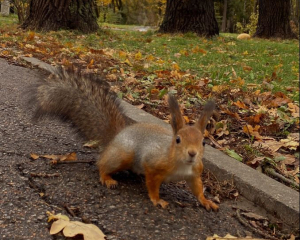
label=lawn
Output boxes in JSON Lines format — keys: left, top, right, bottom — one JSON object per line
{"left": 0, "top": 16, "right": 299, "bottom": 189}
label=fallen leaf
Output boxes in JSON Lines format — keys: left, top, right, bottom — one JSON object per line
{"left": 124, "top": 59, "right": 133, "bottom": 66}
{"left": 83, "top": 140, "right": 100, "bottom": 148}
{"left": 47, "top": 212, "right": 70, "bottom": 222}
{"left": 30, "top": 153, "right": 39, "bottom": 160}
{"left": 224, "top": 148, "right": 243, "bottom": 162}
{"left": 243, "top": 65, "right": 252, "bottom": 71}
{"left": 243, "top": 125, "right": 262, "bottom": 140}
{"left": 172, "top": 62, "right": 180, "bottom": 70}
{"left": 106, "top": 74, "right": 118, "bottom": 81}
{"left": 50, "top": 219, "right": 105, "bottom": 240}
{"left": 134, "top": 51, "right": 142, "bottom": 60}
{"left": 253, "top": 140, "right": 284, "bottom": 152}
{"left": 118, "top": 50, "right": 127, "bottom": 59}
{"left": 40, "top": 153, "right": 77, "bottom": 162}
{"left": 233, "top": 100, "right": 248, "bottom": 109}
{"left": 280, "top": 137, "right": 299, "bottom": 150}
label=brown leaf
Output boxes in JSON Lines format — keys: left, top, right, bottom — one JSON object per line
{"left": 222, "top": 109, "right": 241, "bottom": 120}
{"left": 106, "top": 74, "right": 118, "bottom": 82}
{"left": 253, "top": 140, "right": 284, "bottom": 152}
{"left": 243, "top": 66, "right": 252, "bottom": 71}
{"left": 269, "top": 97, "right": 291, "bottom": 107}
{"left": 243, "top": 125, "right": 262, "bottom": 140}
{"left": 233, "top": 100, "right": 248, "bottom": 109}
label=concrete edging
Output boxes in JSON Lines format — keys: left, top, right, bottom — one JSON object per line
{"left": 22, "top": 57, "right": 299, "bottom": 228}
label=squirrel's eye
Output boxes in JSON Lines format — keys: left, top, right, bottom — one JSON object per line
{"left": 176, "top": 136, "right": 181, "bottom": 144}
{"left": 202, "top": 140, "right": 206, "bottom": 146}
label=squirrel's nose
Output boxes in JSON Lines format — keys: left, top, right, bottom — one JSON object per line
{"left": 188, "top": 150, "right": 197, "bottom": 158}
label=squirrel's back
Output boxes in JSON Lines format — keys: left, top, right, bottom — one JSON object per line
{"left": 107, "top": 122, "right": 173, "bottom": 174}
{"left": 31, "top": 67, "right": 134, "bottom": 147}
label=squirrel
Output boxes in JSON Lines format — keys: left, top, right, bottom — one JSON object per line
{"left": 32, "top": 66, "right": 219, "bottom": 211}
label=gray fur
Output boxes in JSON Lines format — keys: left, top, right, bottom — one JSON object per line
{"left": 31, "top": 66, "right": 135, "bottom": 147}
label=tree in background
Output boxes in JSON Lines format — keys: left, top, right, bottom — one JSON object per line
{"left": 253, "top": 0, "right": 296, "bottom": 39}
{"left": 11, "top": 0, "right": 29, "bottom": 24}
{"left": 98, "top": 0, "right": 165, "bottom": 26}
{"left": 159, "top": 0, "right": 219, "bottom": 37}
{"left": 22, "top": 0, "right": 99, "bottom": 33}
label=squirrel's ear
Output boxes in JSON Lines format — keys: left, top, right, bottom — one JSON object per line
{"left": 168, "top": 94, "right": 184, "bottom": 134}
{"left": 196, "top": 100, "right": 215, "bottom": 134}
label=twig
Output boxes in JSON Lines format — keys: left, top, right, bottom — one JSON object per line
{"left": 235, "top": 209, "right": 278, "bottom": 240}
{"left": 52, "top": 160, "right": 96, "bottom": 164}
{"left": 30, "top": 173, "right": 61, "bottom": 178}
{"left": 64, "top": 204, "right": 76, "bottom": 217}
{"left": 264, "top": 167, "right": 299, "bottom": 189}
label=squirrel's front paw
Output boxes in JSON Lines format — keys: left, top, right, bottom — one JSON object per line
{"left": 201, "top": 199, "right": 219, "bottom": 212}
{"left": 100, "top": 176, "right": 118, "bottom": 189}
{"left": 152, "top": 199, "right": 169, "bottom": 208}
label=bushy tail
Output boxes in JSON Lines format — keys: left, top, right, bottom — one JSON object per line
{"left": 31, "top": 66, "right": 134, "bottom": 147}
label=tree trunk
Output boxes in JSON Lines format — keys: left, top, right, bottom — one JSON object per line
{"left": 253, "top": 0, "right": 296, "bottom": 39}
{"left": 221, "top": 0, "right": 228, "bottom": 32}
{"left": 159, "top": 0, "right": 219, "bottom": 37}
{"left": 1, "top": 0, "right": 10, "bottom": 16}
{"left": 21, "top": 0, "right": 99, "bottom": 33}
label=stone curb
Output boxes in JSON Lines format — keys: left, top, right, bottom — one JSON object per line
{"left": 22, "top": 57, "right": 299, "bottom": 228}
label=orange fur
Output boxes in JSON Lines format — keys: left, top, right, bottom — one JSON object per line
{"left": 33, "top": 69, "right": 218, "bottom": 211}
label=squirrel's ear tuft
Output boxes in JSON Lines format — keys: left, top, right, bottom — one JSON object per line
{"left": 168, "top": 94, "right": 184, "bottom": 134}
{"left": 196, "top": 100, "right": 215, "bottom": 134}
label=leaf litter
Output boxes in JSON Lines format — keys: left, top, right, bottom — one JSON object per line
{"left": 1, "top": 28, "right": 299, "bottom": 190}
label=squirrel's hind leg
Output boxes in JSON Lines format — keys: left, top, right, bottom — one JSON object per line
{"left": 97, "top": 145, "right": 134, "bottom": 189}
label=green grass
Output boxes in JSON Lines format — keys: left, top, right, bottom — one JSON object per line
{"left": 0, "top": 14, "right": 18, "bottom": 27}
{"left": 92, "top": 26, "right": 299, "bottom": 99}
{"left": 0, "top": 19, "right": 298, "bottom": 99}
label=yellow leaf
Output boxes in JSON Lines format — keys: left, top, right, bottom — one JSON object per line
{"left": 124, "top": 59, "right": 133, "bottom": 66}
{"left": 280, "top": 137, "right": 299, "bottom": 150}
{"left": 156, "top": 59, "right": 165, "bottom": 64}
{"left": 212, "top": 85, "right": 227, "bottom": 93}
{"left": 172, "top": 62, "right": 180, "bottom": 70}
{"left": 118, "top": 50, "right": 127, "bottom": 59}
{"left": 47, "top": 212, "right": 70, "bottom": 222}
{"left": 146, "top": 55, "right": 155, "bottom": 61}
{"left": 134, "top": 51, "right": 142, "bottom": 60}
{"left": 179, "top": 49, "right": 188, "bottom": 56}
{"left": 26, "top": 31, "right": 35, "bottom": 41}
{"left": 183, "top": 116, "right": 189, "bottom": 123}
{"left": 87, "top": 59, "right": 94, "bottom": 68}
